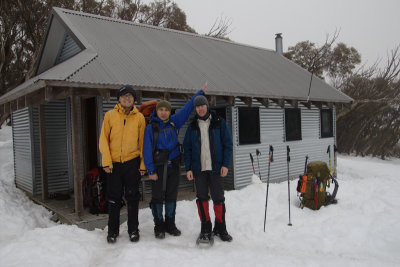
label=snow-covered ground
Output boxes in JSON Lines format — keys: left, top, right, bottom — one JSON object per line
{"left": 0, "top": 124, "right": 399, "bottom": 267}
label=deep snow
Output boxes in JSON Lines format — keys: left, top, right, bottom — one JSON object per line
{"left": 0, "top": 124, "right": 399, "bottom": 267}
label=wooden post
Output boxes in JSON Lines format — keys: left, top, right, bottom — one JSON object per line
{"left": 38, "top": 104, "right": 48, "bottom": 201}
{"left": 70, "top": 95, "right": 84, "bottom": 216}
{"left": 81, "top": 98, "right": 89, "bottom": 177}
{"left": 209, "top": 95, "right": 217, "bottom": 108}
{"left": 135, "top": 90, "right": 142, "bottom": 105}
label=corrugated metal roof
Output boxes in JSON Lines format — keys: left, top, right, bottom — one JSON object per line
{"left": 1, "top": 7, "right": 352, "bottom": 104}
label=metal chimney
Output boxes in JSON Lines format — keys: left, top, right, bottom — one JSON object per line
{"left": 275, "top": 33, "right": 283, "bottom": 55}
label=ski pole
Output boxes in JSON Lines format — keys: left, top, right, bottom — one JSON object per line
{"left": 327, "top": 145, "right": 332, "bottom": 175}
{"left": 256, "top": 149, "right": 262, "bottom": 181}
{"left": 286, "top": 145, "right": 292, "bottom": 226}
{"left": 304, "top": 154, "right": 309, "bottom": 174}
{"left": 333, "top": 145, "right": 338, "bottom": 180}
{"left": 263, "top": 145, "right": 274, "bottom": 232}
{"left": 249, "top": 153, "right": 255, "bottom": 175}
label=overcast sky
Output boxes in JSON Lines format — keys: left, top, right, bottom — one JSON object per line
{"left": 166, "top": 0, "right": 400, "bottom": 69}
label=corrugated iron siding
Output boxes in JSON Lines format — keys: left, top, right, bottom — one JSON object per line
{"left": 224, "top": 106, "right": 234, "bottom": 190}
{"left": 46, "top": 100, "right": 72, "bottom": 192}
{"left": 232, "top": 99, "right": 336, "bottom": 189}
{"left": 12, "top": 108, "right": 35, "bottom": 194}
{"left": 32, "top": 100, "right": 73, "bottom": 194}
{"left": 55, "top": 33, "right": 81, "bottom": 64}
{"left": 31, "top": 107, "right": 41, "bottom": 195}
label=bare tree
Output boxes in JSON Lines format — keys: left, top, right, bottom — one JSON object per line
{"left": 284, "top": 31, "right": 339, "bottom": 79}
{"left": 0, "top": 0, "right": 197, "bottom": 96}
{"left": 206, "top": 15, "right": 232, "bottom": 40}
{"left": 337, "top": 45, "right": 400, "bottom": 158}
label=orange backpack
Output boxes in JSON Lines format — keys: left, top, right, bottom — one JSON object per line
{"left": 139, "top": 100, "right": 158, "bottom": 124}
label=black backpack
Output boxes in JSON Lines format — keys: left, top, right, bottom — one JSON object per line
{"left": 151, "top": 121, "right": 182, "bottom": 166}
{"left": 82, "top": 167, "right": 108, "bottom": 214}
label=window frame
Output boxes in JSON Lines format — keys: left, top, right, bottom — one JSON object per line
{"left": 238, "top": 107, "right": 260, "bottom": 145}
{"left": 214, "top": 107, "right": 227, "bottom": 121}
{"left": 320, "top": 109, "right": 334, "bottom": 138}
{"left": 285, "top": 108, "right": 302, "bottom": 141}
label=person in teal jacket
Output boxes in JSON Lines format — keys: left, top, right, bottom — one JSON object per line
{"left": 143, "top": 82, "right": 207, "bottom": 239}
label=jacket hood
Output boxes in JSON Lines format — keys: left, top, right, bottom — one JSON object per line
{"left": 149, "top": 109, "right": 170, "bottom": 125}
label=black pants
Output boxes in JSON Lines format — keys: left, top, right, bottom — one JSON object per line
{"left": 151, "top": 158, "right": 180, "bottom": 203}
{"left": 107, "top": 157, "right": 141, "bottom": 235}
{"left": 194, "top": 171, "right": 225, "bottom": 204}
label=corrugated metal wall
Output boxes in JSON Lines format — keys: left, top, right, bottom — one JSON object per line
{"left": 232, "top": 99, "right": 336, "bottom": 189}
{"left": 47, "top": 100, "right": 72, "bottom": 192}
{"left": 55, "top": 33, "right": 81, "bottom": 64}
{"left": 31, "top": 106, "right": 41, "bottom": 195}
{"left": 12, "top": 96, "right": 335, "bottom": 196}
{"left": 12, "top": 108, "right": 35, "bottom": 194}
{"left": 31, "top": 100, "right": 73, "bottom": 194}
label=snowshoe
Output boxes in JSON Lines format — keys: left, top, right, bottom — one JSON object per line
{"left": 213, "top": 222, "right": 233, "bottom": 242}
{"left": 196, "top": 232, "right": 214, "bottom": 246}
{"left": 214, "top": 231, "right": 232, "bottom": 242}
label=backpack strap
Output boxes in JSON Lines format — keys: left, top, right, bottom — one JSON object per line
{"left": 151, "top": 121, "right": 180, "bottom": 152}
{"left": 169, "top": 121, "right": 181, "bottom": 153}
{"left": 151, "top": 121, "right": 159, "bottom": 155}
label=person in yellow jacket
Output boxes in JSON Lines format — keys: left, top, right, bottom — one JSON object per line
{"left": 99, "top": 85, "right": 146, "bottom": 244}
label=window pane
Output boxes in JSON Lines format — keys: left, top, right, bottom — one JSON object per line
{"left": 321, "top": 109, "right": 333, "bottom": 138}
{"left": 285, "top": 108, "right": 302, "bottom": 141}
{"left": 215, "top": 107, "right": 226, "bottom": 120}
{"left": 238, "top": 107, "right": 260, "bottom": 145}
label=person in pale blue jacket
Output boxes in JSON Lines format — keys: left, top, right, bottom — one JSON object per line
{"left": 143, "top": 82, "right": 207, "bottom": 239}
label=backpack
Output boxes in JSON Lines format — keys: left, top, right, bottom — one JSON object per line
{"left": 139, "top": 100, "right": 182, "bottom": 166}
{"left": 139, "top": 100, "right": 158, "bottom": 124}
{"left": 82, "top": 168, "right": 108, "bottom": 214}
{"left": 296, "top": 161, "right": 338, "bottom": 210}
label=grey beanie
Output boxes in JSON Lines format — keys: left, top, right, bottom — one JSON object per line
{"left": 193, "top": 95, "right": 209, "bottom": 108}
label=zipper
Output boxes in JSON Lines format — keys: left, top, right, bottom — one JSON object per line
{"left": 120, "top": 114, "right": 126, "bottom": 162}
{"left": 209, "top": 126, "right": 217, "bottom": 171}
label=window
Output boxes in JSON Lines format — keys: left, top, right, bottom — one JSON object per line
{"left": 321, "top": 109, "right": 333, "bottom": 138}
{"left": 285, "top": 108, "right": 302, "bottom": 141}
{"left": 238, "top": 107, "right": 260, "bottom": 145}
{"left": 215, "top": 107, "right": 226, "bottom": 121}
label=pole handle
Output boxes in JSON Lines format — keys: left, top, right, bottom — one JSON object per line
{"left": 286, "top": 145, "right": 290, "bottom": 162}
{"left": 269, "top": 145, "right": 274, "bottom": 162}
{"left": 304, "top": 154, "right": 309, "bottom": 174}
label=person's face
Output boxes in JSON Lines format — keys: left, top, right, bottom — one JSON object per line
{"left": 157, "top": 107, "right": 171, "bottom": 121}
{"left": 195, "top": 104, "right": 208, "bottom": 117}
{"left": 119, "top": 93, "right": 134, "bottom": 109}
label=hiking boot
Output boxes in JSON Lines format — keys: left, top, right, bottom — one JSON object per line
{"left": 154, "top": 220, "right": 165, "bottom": 239}
{"left": 165, "top": 216, "right": 181, "bottom": 236}
{"left": 129, "top": 230, "right": 140, "bottom": 242}
{"left": 107, "top": 233, "right": 118, "bottom": 244}
{"left": 213, "top": 222, "right": 232, "bottom": 242}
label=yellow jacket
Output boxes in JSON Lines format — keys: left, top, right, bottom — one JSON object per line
{"left": 99, "top": 103, "right": 146, "bottom": 170}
